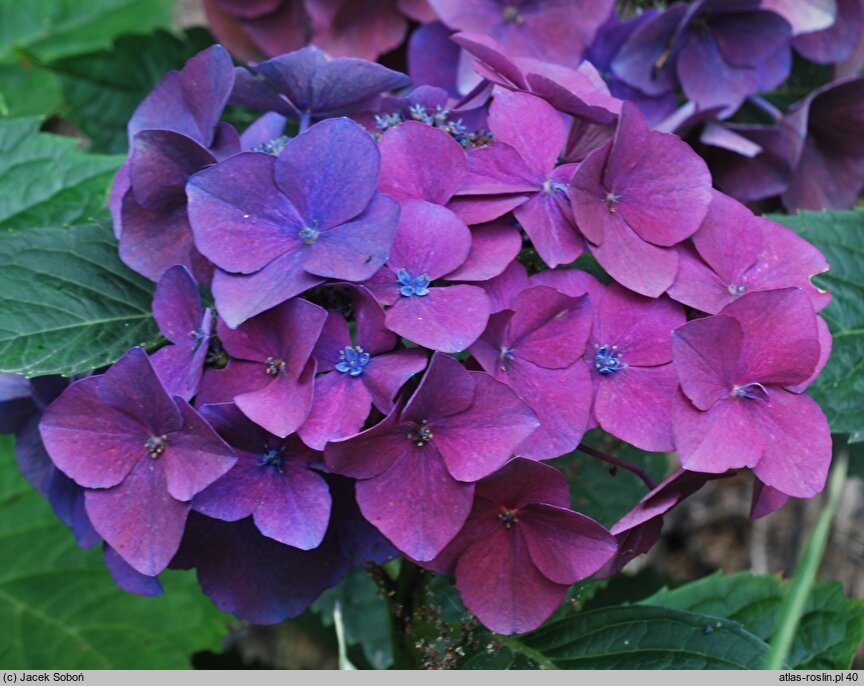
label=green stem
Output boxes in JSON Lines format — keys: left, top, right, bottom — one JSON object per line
{"left": 763, "top": 447, "right": 849, "bottom": 669}
{"left": 388, "top": 561, "right": 425, "bottom": 669}
{"left": 497, "top": 635, "right": 560, "bottom": 670}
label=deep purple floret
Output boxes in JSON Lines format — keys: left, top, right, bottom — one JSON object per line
{"left": 39, "top": 348, "right": 236, "bottom": 575}
{"left": 325, "top": 353, "right": 538, "bottom": 561}
{"left": 423, "top": 458, "right": 616, "bottom": 634}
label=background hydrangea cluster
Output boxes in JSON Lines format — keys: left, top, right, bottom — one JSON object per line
{"left": 1, "top": 0, "right": 862, "bottom": 667}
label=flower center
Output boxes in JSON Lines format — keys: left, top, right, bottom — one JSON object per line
{"left": 543, "top": 178, "right": 567, "bottom": 195}
{"left": 502, "top": 5, "right": 524, "bottom": 24}
{"left": 732, "top": 382, "right": 769, "bottom": 401}
{"left": 190, "top": 327, "right": 208, "bottom": 351}
{"left": 606, "top": 192, "right": 621, "bottom": 213}
{"left": 727, "top": 284, "right": 746, "bottom": 297}
{"left": 145, "top": 434, "right": 168, "bottom": 458}
{"left": 593, "top": 344, "right": 625, "bottom": 375}
{"left": 336, "top": 345, "right": 371, "bottom": 377}
{"left": 298, "top": 226, "right": 320, "bottom": 245}
{"left": 250, "top": 135, "right": 290, "bottom": 156}
{"left": 259, "top": 448, "right": 284, "bottom": 474}
{"left": 265, "top": 356, "right": 286, "bottom": 376}
{"left": 498, "top": 508, "right": 519, "bottom": 528}
{"left": 408, "top": 420, "right": 434, "bottom": 447}
{"left": 397, "top": 268, "right": 431, "bottom": 297}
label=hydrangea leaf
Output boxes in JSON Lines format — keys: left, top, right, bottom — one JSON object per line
{"left": 0, "top": 0, "right": 172, "bottom": 63}
{"left": 550, "top": 429, "right": 672, "bottom": 528}
{"left": 497, "top": 605, "right": 770, "bottom": 669}
{"left": 642, "top": 571, "right": 864, "bottom": 669}
{"left": 311, "top": 568, "right": 393, "bottom": 669}
{"left": 49, "top": 29, "right": 216, "bottom": 154}
{"left": 0, "top": 216, "right": 159, "bottom": 376}
{"left": 768, "top": 210, "right": 864, "bottom": 438}
{"left": 0, "top": 118, "right": 124, "bottom": 231}
{"left": 0, "top": 62, "right": 62, "bottom": 118}
{"left": 0, "top": 438, "right": 230, "bottom": 669}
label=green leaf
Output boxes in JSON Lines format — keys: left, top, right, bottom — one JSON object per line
{"left": 0, "top": 216, "right": 159, "bottom": 377}
{"left": 50, "top": 28, "right": 216, "bottom": 154}
{"left": 550, "top": 429, "right": 672, "bottom": 527}
{"left": 769, "top": 209, "right": 864, "bottom": 438}
{"left": 642, "top": 570, "right": 864, "bottom": 669}
{"left": 0, "top": 0, "right": 173, "bottom": 63}
{"left": 312, "top": 568, "right": 393, "bottom": 670}
{"left": 0, "top": 442, "right": 230, "bottom": 669}
{"left": 505, "top": 605, "right": 770, "bottom": 669}
{"left": 0, "top": 118, "right": 123, "bottom": 231}
{"left": 0, "top": 62, "right": 62, "bottom": 118}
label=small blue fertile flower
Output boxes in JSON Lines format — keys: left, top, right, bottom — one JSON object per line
{"left": 335, "top": 346, "right": 371, "bottom": 376}
{"left": 397, "top": 269, "right": 431, "bottom": 297}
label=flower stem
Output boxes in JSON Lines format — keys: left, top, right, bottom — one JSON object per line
{"left": 496, "top": 634, "right": 559, "bottom": 670}
{"left": 576, "top": 443, "right": 657, "bottom": 490}
{"left": 388, "top": 560, "right": 425, "bottom": 669}
{"left": 763, "top": 446, "right": 849, "bottom": 669}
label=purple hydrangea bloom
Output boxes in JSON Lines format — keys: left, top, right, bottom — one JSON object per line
{"left": 672, "top": 288, "right": 832, "bottom": 498}
{"left": 203, "top": 298, "right": 326, "bottom": 438}
{"left": 193, "top": 403, "right": 331, "bottom": 549}
{"left": 613, "top": 0, "right": 792, "bottom": 113}
{"left": 429, "top": 0, "right": 614, "bottom": 67}
{"left": 568, "top": 103, "right": 712, "bottom": 297}
{"left": 457, "top": 91, "right": 583, "bottom": 267}
{"left": 669, "top": 190, "right": 831, "bottom": 314}
{"left": 299, "top": 291, "right": 428, "bottom": 449}
{"left": 39, "top": 348, "right": 236, "bottom": 575}
{"left": 585, "top": 283, "right": 685, "bottom": 452}
{"left": 470, "top": 285, "right": 593, "bottom": 459}
{"left": 765, "top": 0, "right": 862, "bottom": 64}
{"left": 116, "top": 45, "right": 240, "bottom": 282}
{"left": 187, "top": 117, "right": 400, "bottom": 327}
{"left": 362, "top": 200, "right": 491, "bottom": 352}
{"left": 424, "top": 458, "right": 616, "bottom": 634}
{"left": 104, "top": 545, "right": 163, "bottom": 597}
{"left": 325, "top": 353, "right": 538, "bottom": 560}
{"left": 151, "top": 265, "right": 212, "bottom": 401}
{"left": 230, "top": 45, "right": 410, "bottom": 125}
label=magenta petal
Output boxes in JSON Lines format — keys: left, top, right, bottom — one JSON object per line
{"left": 129, "top": 131, "right": 215, "bottom": 208}
{"left": 476, "top": 457, "right": 571, "bottom": 509}
{"left": 672, "top": 315, "right": 742, "bottom": 411}
{"left": 298, "top": 372, "right": 372, "bottom": 450}
{"left": 402, "top": 352, "right": 475, "bottom": 422}
{"left": 594, "top": 364, "right": 678, "bottom": 452}
{"left": 507, "top": 360, "right": 592, "bottom": 460}
{"left": 435, "top": 373, "right": 538, "bottom": 482}
{"left": 488, "top": 91, "right": 566, "bottom": 178}
{"left": 151, "top": 343, "right": 207, "bottom": 403}
{"left": 212, "top": 255, "right": 324, "bottom": 329}
{"left": 312, "top": 312, "right": 351, "bottom": 372}
{"left": 324, "top": 410, "right": 407, "bottom": 479}
{"left": 303, "top": 193, "right": 400, "bottom": 281}
{"left": 187, "top": 152, "right": 304, "bottom": 274}
{"left": 515, "top": 189, "right": 583, "bottom": 268}
{"left": 235, "top": 359, "right": 316, "bottom": 438}
{"left": 521, "top": 504, "right": 616, "bottom": 584}
{"left": 85, "top": 458, "right": 190, "bottom": 576}
{"left": 719, "top": 289, "right": 821, "bottom": 387}
{"left": 447, "top": 193, "right": 529, "bottom": 226}
{"left": 253, "top": 463, "right": 331, "bottom": 550}
{"left": 192, "top": 453, "right": 268, "bottom": 522}
{"left": 691, "top": 191, "right": 762, "bottom": 286}
{"left": 786, "top": 315, "right": 832, "bottom": 394}
{"left": 460, "top": 144, "right": 538, "bottom": 194}
{"left": 481, "top": 260, "right": 531, "bottom": 312}
{"left": 39, "top": 378, "right": 147, "bottom": 489}
{"left": 378, "top": 121, "right": 468, "bottom": 204}
{"left": 161, "top": 402, "right": 236, "bottom": 502}
{"left": 455, "top": 526, "right": 567, "bottom": 635}
{"left": 388, "top": 200, "right": 471, "bottom": 280}
{"left": 750, "top": 478, "right": 789, "bottom": 520}
{"left": 275, "top": 118, "right": 380, "bottom": 228}
{"left": 444, "top": 222, "right": 522, "bottom": 281}
{"left": 357, "top": 448, "right": 475, "bottom": 560}
{"left": 354, "top": 286, "right": 398, "bottom": 355}
{"left": 589, "top": 219, "right": 680, "bottom": 298}
{"left": 385, "top": 285, "right": 490, "bottom": 353}
{"left": 673, "top": 391, "right": 763, "bottom": 474}
{"left": 119, "top": 193, "right": 200, "bottom": 282}
{"left": 153, "top": 265, "right": 203, "bottom": 343}
{"left": 667, "top": 244, "right": 734, "bottom": 314}
{"left": 750, "top": 389, "right": 831, "bottom": 498}
{"left": 593, "top": 285, "right": 685, "bottom": 367}
{"left": 361, "top": 348, "right": 428, "bottom": 414}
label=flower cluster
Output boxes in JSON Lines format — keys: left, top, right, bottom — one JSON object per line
{"left": 8, "top": 3, "right": 836, "bottom": 637}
